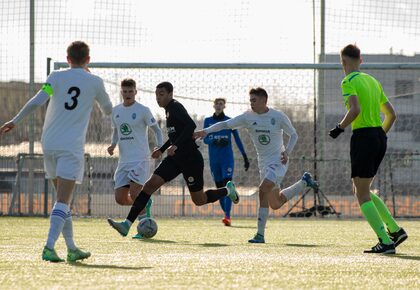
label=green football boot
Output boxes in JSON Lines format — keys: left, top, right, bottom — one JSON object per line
{"left": 67, "top": 248, "right": 91, "bottom": 262}
{"left": 248, "top": 233, "right": 265, "bottom": 244}
{"left": 107, "top": 218, "right": 130, "bottom": 237}
{"left": 226, "top": 181, "right": 240, "bottom": 204}
{"left": 42, "top": 246, "right": 64, "bottom": 263}
{"left": 132, "top": 233, "right": 145, "bottom": 239}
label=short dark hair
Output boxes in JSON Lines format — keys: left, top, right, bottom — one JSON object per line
{"left": 67, "top": 41, "right": 90, "bottom": 65}
{"left": 214, "top": 98, "right": 226, "bottom": 104}
{"left": 341, "top": 44, "right": 360, "bottom": 59}
{"left": 249, "top": 87, "right": 268, "bottom": 99}
{"left": 156, "top": 81, "right": 173, "bottom": 93}
{"left": 121, "top": 78, "right": 136, "bottom": 88}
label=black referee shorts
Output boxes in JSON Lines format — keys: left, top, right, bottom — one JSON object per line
{"left": 350, "top": 127, "right": 387, "bottom": 178}
{"left": 154, "top": 149, "right": 204, "bottom": 192}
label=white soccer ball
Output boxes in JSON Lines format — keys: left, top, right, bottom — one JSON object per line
{"left": 137, "top": 217, "right": 158, "bottom": 238}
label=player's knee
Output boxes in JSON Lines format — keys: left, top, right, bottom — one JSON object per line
{"left": 115, "top": 194, "right": 128, "bottom": 205}
{"left": 191, "top": 194, "right": 206, "bottom": 206}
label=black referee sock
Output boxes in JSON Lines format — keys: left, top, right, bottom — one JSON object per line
{"left": 205, "top": 188, "right": 228, "bottom": 203}
{"left": 127, "top": 191, "right": 151, "bottom": 223}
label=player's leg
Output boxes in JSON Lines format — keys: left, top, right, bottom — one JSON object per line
{"left": 210, "top": 162, "right": 226, "bottom": 213}
{"left": 186, "top": 150, "right": 237, "bottom": 206}
{"left": 107, "top": 157, "right": 177, "bottom": 237}
{"left": 369, "top": 192, "right": 407, "bottom": 246}
{"left": 354, "top": 177, "right": 394, "bottom": 254}
{"left": 113, "top": 163, "right": 132, "bottom": 205}
{"left": 249, "top": 178, "right": 274, "bottom": 243}
{"left": 127, "top": 160, "right": 152, "bottom": 218}
{"left": 220, "top": 160, "right": 234, "bottom": 225}
{"left": 268, "top": 172, "right": 318, "bottom": 210}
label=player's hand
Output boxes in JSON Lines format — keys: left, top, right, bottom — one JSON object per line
{"left": 193, "top": 130, "right": 207, "bottom": 140}
{"left": 167, "top": 145, "right": 177, "bottom": 156}
{"left": 0, "top": 121, "right": 15, "bottom": 135}
{"left": 151, "top": 148, "right": 162, "bottom": 159}
{"left": 243, "top": 155, "right": 250, "bottom": 171}
{"left": 281, "top": 151, "right": 288, "bottom": 164}
{"left": 329, "top": 124, "right": 344, "bottom": 139}
{"left": 107, "top": 145, "right": 116, "bottom": 156}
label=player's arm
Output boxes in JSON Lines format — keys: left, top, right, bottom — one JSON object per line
{"left": 150, "top": 123, "right": 164, "bottom": 148}
{"left": 195, "top": 114, "right": 244, "bottom": 139}
{"left": 280, "top": 112, "right": 298, "bottom": 164}
{"left": 381, "top": 101, "right": 397, "bottom": 133}
{"left": 171, "top": 104, "right": 197, "bottom": 148}
{"left": 202, "top": 117, "right": 212, "bottom": 145}
{"left": 95, "top": 79, "right": 112, "bottom": 115}
{"left": 0, "top": 88, "right": 50, "bottom": 135}
{"left": 107, "top": 127, "right": 118, "bottom": 156}
{"left": 339, "top": 95, "right": 360, "bottom": 129}
{"left": 232, "top": 129, "right": 249, "bottom": 171}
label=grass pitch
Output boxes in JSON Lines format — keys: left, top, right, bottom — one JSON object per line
{"left": 0, "top": 217, "right": 419, "bottom": 289}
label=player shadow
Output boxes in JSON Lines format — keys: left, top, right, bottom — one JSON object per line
{"left": 198, "top": 242, "right": 229, "bottom": 247}
{"left": 386, "top": 254, "right": 420, "bottom": 261}
{"left": 135, "top": 238, "right": 177, "bottom": 244}
{"left": 68, "top": 261, "right": 152, "bottom": 270}
{"left": 229, "top": 225, "right": 256, "bottom": 229}
{"left": 284, "top": 243, "right": 319, "bottom": 248}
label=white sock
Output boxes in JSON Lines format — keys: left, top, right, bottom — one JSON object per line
{"left": 282, "top": 180, "right": 305, "bottom": 201}
{"left": 62, "top": 211, "right": 77, "bottom": 251}
{"left": 46, "top": 202, "right": 69, "bottom": 249}
{"left": 257, "top": 207, "right": 269, "bottom": 236}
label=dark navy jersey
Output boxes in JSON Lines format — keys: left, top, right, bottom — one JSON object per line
{"left": 160, "top": 99, "right": 198, "bottom": 157}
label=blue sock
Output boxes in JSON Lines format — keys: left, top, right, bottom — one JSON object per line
{"left": 224, "top": 196, "right": 232, "bottom": 218}
{"left": 219, "top": 197, "right": 226, "bottom": 213}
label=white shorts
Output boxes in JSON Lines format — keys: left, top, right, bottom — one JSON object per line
{"left": 43, "top": 150, "right": 85, "bottom": 184}
{"left": 259, "top": 161, "right": 288, "bottom": 187}
{"left": 114, "top": 160, "right": 150, "bottom": 189}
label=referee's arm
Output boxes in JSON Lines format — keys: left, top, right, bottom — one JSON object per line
{"left": 338, "top": 95, "right": 360, "bottom": 129}
{"left": 381, "top": 102, "right": 397, "bottom": 133}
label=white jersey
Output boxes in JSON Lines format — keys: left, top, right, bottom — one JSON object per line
{"left": 41, "top": 68, "right": 112, "bottom": 153}
{"left": 112, "top": 102, "right": 158, "bottom": 163}
{"left": 225, "top": 108, "right": 297, "bottom": 167}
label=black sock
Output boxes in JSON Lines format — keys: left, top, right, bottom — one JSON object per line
{"left": 223, "top": 178, "right": 232, "bottom": 186}
{"left": 205, "top": 188, "right": 228, "bottom": 203}
{"left": 127, "top": 191, "right": 151, "bottom": 223}
{"left": 215, "top": 181, "right": 225, "bottom": 188}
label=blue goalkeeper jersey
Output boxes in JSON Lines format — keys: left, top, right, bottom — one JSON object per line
{"left": 203, "top": 112, "right": 246, "bottom": 164}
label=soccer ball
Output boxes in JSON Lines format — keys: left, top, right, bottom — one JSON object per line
{"left": 137, "top": 217, "right": 158, "bottom": 238}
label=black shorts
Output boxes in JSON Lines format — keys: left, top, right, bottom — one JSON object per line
{"left": 350, "top": 127, "right": 387, "bottom": 178}
{"left": 154, "top": 149, "right": 204, "bottom": 192}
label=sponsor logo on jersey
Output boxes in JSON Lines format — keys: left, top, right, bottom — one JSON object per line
{"left": 258, "top": 134, "right": 271, "bottom": 145}
{"left": 120, "top": 123, "right": 132, "bottom": 135}
{"left": 132, "top": 113, "right": 137, "bottom": 120}
{"left": 256, "top": 129, "right": 270, "bottom": 133}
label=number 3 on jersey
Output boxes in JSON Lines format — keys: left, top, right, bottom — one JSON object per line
{"left": 65, "top": 86, "right": 80, "bottom": 110}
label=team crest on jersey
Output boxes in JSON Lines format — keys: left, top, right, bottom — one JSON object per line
{"left": 252, "top": 121, "right": 257, "bottom": 125}
{"left": 227, "top": 167, "right": 232, "bottom": 172}
{"left": 120, "top": 123, "right": 132, "bottom": 135}
{"left": 188, "top": 176, "right": 195, "bottom": 183}
{"left": 116, "top": 114, "right": 120, "bottom": 118}
{"left": 132, "top": 113, "right": 136, "bottom": 120}
{"left": 258, "top": 134, "right": 270, "bottom": 145}
{"left": 271, "top": 118, "right": 275, "bottom": 125}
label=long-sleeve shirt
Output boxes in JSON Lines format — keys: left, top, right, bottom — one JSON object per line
{"left": 203, "top": 112, "right": 246, "bottom": 164}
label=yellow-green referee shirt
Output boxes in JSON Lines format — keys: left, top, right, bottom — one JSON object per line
{"left": 341, "top": 71, "right": 389, "bottom": 130}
